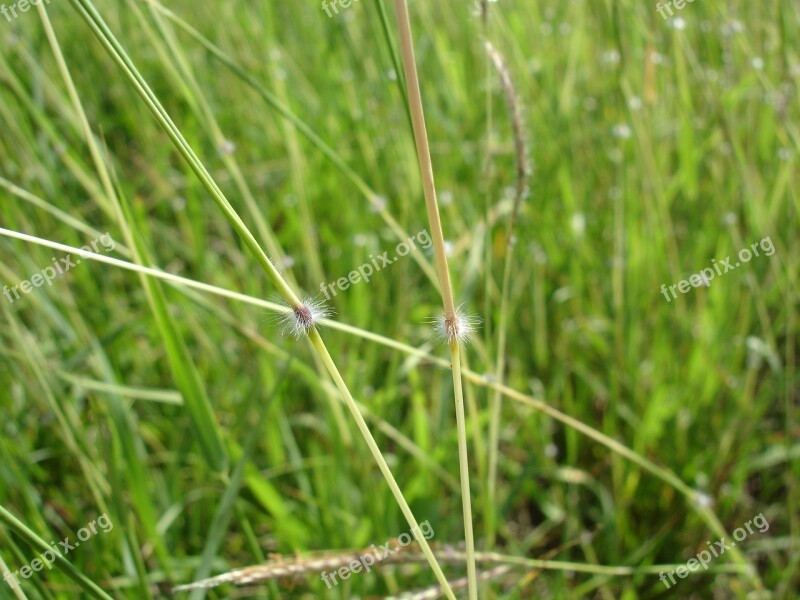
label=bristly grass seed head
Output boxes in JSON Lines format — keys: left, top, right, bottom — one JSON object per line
{"left": 432, "top": 305, "right": 481, "bottom": 345}
{"left": 278, "top": 297, "right": 333, "bottom": 338}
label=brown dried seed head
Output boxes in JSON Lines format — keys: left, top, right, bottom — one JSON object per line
{"left": 293, "top": 304, "right": 314, "bottom": 328}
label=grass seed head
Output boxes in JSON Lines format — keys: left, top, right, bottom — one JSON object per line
{"left": 433, "top": 306, "right": 480, "bottom": 345}
{"left": 279, "top": 297, "right": 332, "bottom": 338}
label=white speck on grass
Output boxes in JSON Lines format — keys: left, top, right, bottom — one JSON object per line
{"left": 570, "top": 213, "right": 586, "bottom": 237}
{"left": 553, "top": 287, "right": 573, "bottom": 303}
{"left": 671, "top": 17, "right": 686, "bottom": 31}
{"left": 613, "top": 123, "right": 632, "bottom": 139}
{"left": 531, "top": 243, "right": 547, "bottom": 265}
{"left": 276, "top": 255, "right": 295, "bottom": 269}
{"left": 607, "top": 148, "right": 624, "bottom": 164}
{"left": 722, "top": 20, "right": 744, "bottom": 35}
{"left": 370, "top": 195, "right": 388, "bottom": 212}
{"left": 694, "top": 492, "right": 713, "bottom": 509}
{"left": 218, "top": 139, "right": 236, "bottom": 156}
{"left": 601, "top": 50, "right": 620, "bottom": 65}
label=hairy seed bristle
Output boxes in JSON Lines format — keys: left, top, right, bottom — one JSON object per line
{"left": 278, "top": 297, "right": 332, "bottom": 338}
{"left": 432, "top": 307, "right": 481, "bottom": 345}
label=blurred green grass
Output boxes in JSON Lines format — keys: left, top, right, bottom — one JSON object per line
{"left": 0, "top": 0, "right": 797, "bottom": 597}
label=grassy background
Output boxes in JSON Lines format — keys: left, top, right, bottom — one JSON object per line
{"left": 0, "top": 0, "right": 797, "bottom": 597}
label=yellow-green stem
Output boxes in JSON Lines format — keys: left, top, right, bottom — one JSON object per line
{"left": 393, "top": 1, "right": 478, "bottom": 597}
{"left": 451, "top": 341, "right": 479, "bottom": 598}
{"left": 487, "top": 229, "right": 515, "bottom": 549}
{"left": 393, "top": 0, "right": 455, "bottom": 317}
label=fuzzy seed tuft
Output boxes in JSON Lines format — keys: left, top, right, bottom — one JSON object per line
{"left": 279, "top": 297, "right": 333, "bottom": 338}
{"left": 432, "top": 306, "right": 480, "bottom": 345}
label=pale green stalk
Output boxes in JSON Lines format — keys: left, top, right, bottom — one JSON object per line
{"left": 484, "top": 39, "right": 529, "bottom": 553}
{"left": 481, "top": 2, "right": 497, "bottom": 569}
{"left": 393, "top": 1, "right": 478, "bottom": 597}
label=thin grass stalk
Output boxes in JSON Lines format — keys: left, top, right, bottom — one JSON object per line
{"left": 484, "top": 39, "right": 529, "bottom": 552}
{"left": 65, "top": 0, "right": 456, "bottom": 594}
{"left": 375, "top": 0, "right": 414, "bottom": 133}
{"left": 480, "top": 6, "right": 496, "bottom": 577}
{"left": 392, "top": 1, "right": 478, "bottom": 597}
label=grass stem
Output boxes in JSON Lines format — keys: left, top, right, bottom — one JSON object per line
{"left": 393, "top": 1, "right": 478, "bottom": 597}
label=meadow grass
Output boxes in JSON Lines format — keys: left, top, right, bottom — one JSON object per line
{"left": 0, "top": 0, "right": 797, "bottom": 598}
